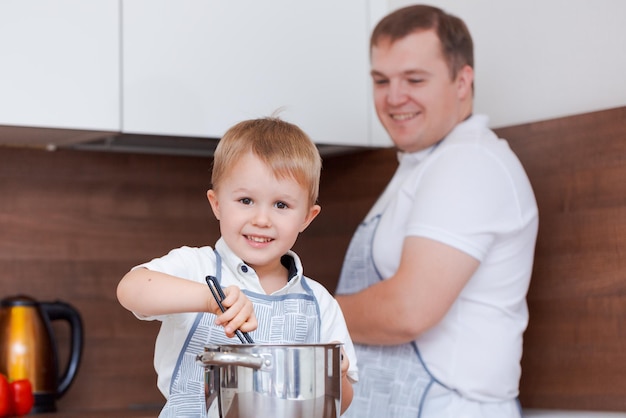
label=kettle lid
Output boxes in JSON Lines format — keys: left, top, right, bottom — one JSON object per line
{"left": 0, "top": 294, "right": 38, "bottom": 308}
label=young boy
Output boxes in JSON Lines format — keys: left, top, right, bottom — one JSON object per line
{"left": 117, "top": 117, "right": 357, "bottom": 417}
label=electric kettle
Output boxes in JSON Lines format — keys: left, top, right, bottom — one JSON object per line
{"left": 0, "top": 295, "right": 83, "bottom": 413}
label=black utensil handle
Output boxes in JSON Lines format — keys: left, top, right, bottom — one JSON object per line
{"left": 206, "top": 279, "right": 226, "bottom": 313}
{"left": 42, "top": 301, "right": 84, "bottom": 397}
{"left": 205, "top": 276, "right": 254, "bottom": 344}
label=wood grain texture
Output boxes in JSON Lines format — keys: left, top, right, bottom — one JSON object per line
{"left": 293, "top": 147, "right": 397, "bottom": 290}
{"left": 0, "top": 105, "right": 624, "bottom": 412}
{"left": 0, "top": 147, "right": 218, "bottom": 411}
{"left": 497, "top": 106, "right": 626, "bottom": 411}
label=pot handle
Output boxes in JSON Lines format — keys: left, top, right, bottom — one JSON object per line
{"left": 196, "top": 351, "right": 272, "bottom": 371}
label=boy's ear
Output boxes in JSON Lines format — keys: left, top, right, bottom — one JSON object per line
{"left": 207, "top": 189, "right": 220, "bottom": 220}
{"left": 300, "top": 204, "right": 321, "bottom": 233}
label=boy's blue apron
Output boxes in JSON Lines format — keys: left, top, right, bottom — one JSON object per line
{"left": 159, "top": 251, "right": 321, "bottom": 418}
{"left": 335, "top": 215, "right": 450, "bottom": 418}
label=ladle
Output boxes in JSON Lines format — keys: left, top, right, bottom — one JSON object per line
{"left": 205, "top": 275, "right": 254, "bottom": 344}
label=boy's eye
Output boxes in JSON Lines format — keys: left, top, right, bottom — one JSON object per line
{"left": 373, "top": 78, "right": 389, "bottom": 85}
{"left": 275, "top": 201, "right": 288, "bottom": 209}
{"left": 239, "top": 197, "right": 252, "bottom": 205}
{"left": 408, "top": 78, "right": 424, "bottom": 84}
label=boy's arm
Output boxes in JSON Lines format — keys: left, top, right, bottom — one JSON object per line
{"left": 116, "top": 267, "right": 257, "bottom": 336}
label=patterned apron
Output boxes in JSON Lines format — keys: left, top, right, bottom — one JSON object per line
{"left": 159, "top": 252, "right": 321, "bottom": 418}
{"left": 336, "top": 215, "right": 450, "bottom": 418}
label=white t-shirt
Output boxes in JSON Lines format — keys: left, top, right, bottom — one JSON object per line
{"left": 132, "top": 237, "right": 358, "bottom": 398}
{"left": 370, "top": 114, "right": 538, "bottom": 402}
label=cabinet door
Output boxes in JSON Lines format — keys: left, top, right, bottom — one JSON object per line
{"left": 0, "top": 1, "right": 120, "bottom": 131}
{"left": 123, "top": 0, "right": 389, "bottom": 147}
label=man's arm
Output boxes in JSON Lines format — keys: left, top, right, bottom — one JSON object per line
{"left": 336, "top": 236, "right": 479, "bottom": 345}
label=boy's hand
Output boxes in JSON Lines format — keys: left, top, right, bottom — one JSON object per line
{"left": 340, "top": 346, "right": 349, "bottom": 379}
{"left": 330, "top": 341, "right": 349, "bottom": 378}
{"left": 330, "top": 341, "right": 354, "bottom": 414}
{"left": 213, "top": 285, "right": 258, "bottom": 338}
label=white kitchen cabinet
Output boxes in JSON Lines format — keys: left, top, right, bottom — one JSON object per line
{"left": 122, "top": 0, "right": 390, "bottom": 147}
{"left": 0, "top": 1, "right": 120, "bottom": 133}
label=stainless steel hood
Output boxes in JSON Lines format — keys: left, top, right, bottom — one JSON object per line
{"left": 0, "top": 125, "right": 367, "bottom": 158}
{"left": 68, "top": 134, "right": 366, "bottom": 158}
{"left": 68, "top": 133, "right": 222, "bottom": 157}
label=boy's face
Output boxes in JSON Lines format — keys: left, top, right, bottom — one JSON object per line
{"left": 207, "top": 152, "right": 320, "bottom": 277}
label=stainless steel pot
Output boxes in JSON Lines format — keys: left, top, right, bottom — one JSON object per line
{"left": 196, "top": 343, "right": 342, "bottom": 418}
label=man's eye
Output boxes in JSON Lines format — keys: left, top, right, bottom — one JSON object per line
{"left": 239, "top": 198, "right": 252, "bottom": 205}
{"left": 373, "top": 78, "right": 389, "bottom": 85}
{"left": 275, "top": 201, "right": 288, "bottom": 209}
{"left": 408, "top": 78, "right": 424, "bottom": 84}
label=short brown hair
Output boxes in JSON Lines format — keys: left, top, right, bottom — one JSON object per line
{"left": 211, "top": 117, "right": 322, "bottom": 207}
{"left": 371, "top": 4, "right": 474, "bottom": 80}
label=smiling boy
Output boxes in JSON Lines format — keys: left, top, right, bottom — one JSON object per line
{"left": 117, "top": 116, "right": 357, "bottom": 417}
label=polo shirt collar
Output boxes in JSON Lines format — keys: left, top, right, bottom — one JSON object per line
{"left": 214, "top": 237, "right": 304, "bottom": 294}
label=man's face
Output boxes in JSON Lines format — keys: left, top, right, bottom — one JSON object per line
{"left": 371, "top": 29, "right": 472, "bottom": 153}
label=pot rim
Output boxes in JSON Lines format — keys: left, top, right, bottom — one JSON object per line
{"left": 205, "top": 343, "right": 342, "bottom": 349}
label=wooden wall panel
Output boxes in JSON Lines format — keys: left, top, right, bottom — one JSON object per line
{"left": 294, "top": 148, "right": 396, "bottom": 290}
{"left": 1, "top": 105, "right": 624, "bottom": 413}
{"left": 497, "top": 106, "right": 626, "bottom": 411}
{"left": 0, "top": 147, "right": 218, "bottom": 413}
{"left": 0, "top": 144, "right": 395, "bottom": 414}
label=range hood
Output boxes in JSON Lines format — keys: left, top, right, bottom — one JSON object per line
{"left": 68, "top": 133, "right": 364, "bottom": 158}
{"left": 68, "top": 133, "right": 222, "bottom": 157}
{"left": 0, "top": 125, "right": 367, "bottom": 158}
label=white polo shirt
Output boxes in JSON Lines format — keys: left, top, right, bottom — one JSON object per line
{"left": 133, "top": 237, "right": 358, "bottom": 398}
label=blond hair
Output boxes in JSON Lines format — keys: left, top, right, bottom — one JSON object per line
{"left": 211, "top": 117, "right": 322, "bottom": 206}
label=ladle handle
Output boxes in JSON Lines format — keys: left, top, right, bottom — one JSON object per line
{"left": 205, "top": 275, "right": 254, "bottom": 344}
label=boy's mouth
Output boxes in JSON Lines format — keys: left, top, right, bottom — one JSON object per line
{"left": 246, "top": 235, "right": 273, "bottom": 243}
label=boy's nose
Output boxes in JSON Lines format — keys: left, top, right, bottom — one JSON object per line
{"left": 251, "top": 208, "right": 271, "bottom": 227}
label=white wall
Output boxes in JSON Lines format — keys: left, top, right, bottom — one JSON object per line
{"left": 387, "top": 0, "right": 626, "bottom": 128}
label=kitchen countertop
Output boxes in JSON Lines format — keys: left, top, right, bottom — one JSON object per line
{"left": 37, "top": 407, "right": 626, "bottom": 417}
{"left": 34, "top": 407, "right": 626, "bottom": 418}
{"left": 36, "top": 408, "right": 160, "bottom": 417}
{"left": 524, "top": 409, "right": 626, "bottom": 417}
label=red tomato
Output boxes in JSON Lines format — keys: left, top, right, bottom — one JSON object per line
{"left": 10, "top": 379, "right": 34, "bottom": 417}
{"left": 0, "top": 374, "right": 11, "bottom": 417}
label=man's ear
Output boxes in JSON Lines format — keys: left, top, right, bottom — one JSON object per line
{"left": 207, "top": 189, "right": 220, "bottom": 220}
{"left": 300, "top": 204, "right": 322, "bottom": 233}
{"left": 456, "top": 64, "right": 474, "bottom": 100}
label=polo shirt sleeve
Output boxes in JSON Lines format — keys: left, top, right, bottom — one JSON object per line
{"left": 406, "top": 144, "right": 524, "bottom": 261}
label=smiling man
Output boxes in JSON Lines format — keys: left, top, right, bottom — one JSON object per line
{"left": 335, "top": 5, "right": 539, "bottom": 418}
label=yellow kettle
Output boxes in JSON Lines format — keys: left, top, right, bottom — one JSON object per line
{"left": 0, "top": 295, "right": 83, "bottom": 413}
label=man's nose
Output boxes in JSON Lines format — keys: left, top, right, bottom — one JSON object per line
{"left": 387, "top": 80, "right": 408, "bottom": 105}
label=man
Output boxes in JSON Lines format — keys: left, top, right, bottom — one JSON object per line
{"left": 335, "top": 5, "right": 538, "bottom": 417}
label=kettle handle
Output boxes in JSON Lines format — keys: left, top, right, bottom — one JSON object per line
{"left": 41, "top": 301, "right": 84, "bottom": 398}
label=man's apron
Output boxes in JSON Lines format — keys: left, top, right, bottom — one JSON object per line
{"left": 159, "top": 252, "right": 321, "bottom": 418}
{"left": 336, "top": 215, "right": 451, "bottom": 418}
